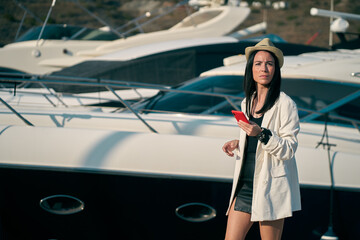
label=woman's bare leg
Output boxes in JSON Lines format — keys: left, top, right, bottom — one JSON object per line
{"left": 225, "top": 199, "right": 253, "bottom": 240}
{"left": 259, "top": 218, "right": 284, "bottom": 240}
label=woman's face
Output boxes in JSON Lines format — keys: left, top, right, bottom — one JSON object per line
{"left": 252, "top": 51, "right": 275, "bottom": 87}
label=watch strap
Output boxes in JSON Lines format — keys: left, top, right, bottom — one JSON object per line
{"left": 256, "top": 128, "right": 272, "bottom": 144}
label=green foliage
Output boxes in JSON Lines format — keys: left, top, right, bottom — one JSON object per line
{"left": 106, "top": 11, "right": 125, "bottom": 20}
{"left": 47, "top": 18, "right": 56, "bottom": 24}
{"left": 24, "top": 18, "right": 37, "bottom": 26}
{"left": 347, "top": 0, "right": 360, "bottom": 14}
{"left": 276, "top": 21, "right": 285, "bottom": 26}
{"left": 290, "top": 2, "right": 299, "bottom": 9}
{"left": 3, "top": 13, "right": 16, "bottom": 22}
{"left": 287, "top": 15, "right": 298, "bottom": 21}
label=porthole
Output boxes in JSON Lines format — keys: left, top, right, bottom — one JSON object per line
{"left": 175, "top": 202, "right": 216, "bottom": 222}
{"left": 40, "top": 194, "right": 84, "bottom": 215}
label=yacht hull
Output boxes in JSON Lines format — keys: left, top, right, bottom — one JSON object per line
{"left": 0, "top": 167, "right": 358, "bottom": 239}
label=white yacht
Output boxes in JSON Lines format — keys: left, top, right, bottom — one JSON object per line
{"left": 49, "top": 33, "right": 327, "bottom": 87}
{"left": 0, "top": 0, "right": 251, "bottom": 75}
{"left": 0, "top": 47, "right": 359, "bottom": 239}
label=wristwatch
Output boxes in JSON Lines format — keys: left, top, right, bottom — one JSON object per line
{"left": 256, "top": 128, "right": 272, "bottom": 144}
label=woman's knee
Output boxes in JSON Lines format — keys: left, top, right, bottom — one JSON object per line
{"left": 259, "top": 218, "right": 284, "bottom": 240}
{"left": 225, "top": 207, "right": 253, "bottom": 240}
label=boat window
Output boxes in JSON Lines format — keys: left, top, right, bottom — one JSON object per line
{"left": 134, "top": 75, "right": 243, "bottom": 115}
{"left": 281, "top": 78, "right": 360, "bottom": 126}
{"left": 173, "top": 10, "right": 222, "bottom": 28}
{"left": 312, "top": 96, "right": 360, "bottom": 126}
{"left": 71, "top": 29, "right": 119, "bottom": 41}
{"left": 132, "top": 75, "right": 359, "bottom": 128}
{"left": 16, "top": 25, "right": 119, "bottom": 42}
{"left": 16, "top": 25, "right": 84, "bottom": 42}
{"left": 335, "top": 97, "right": 360, "bottom": 120}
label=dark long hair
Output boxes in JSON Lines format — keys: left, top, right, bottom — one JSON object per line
{"left": 243, "top": 50, "right": 281, "bottom": 116}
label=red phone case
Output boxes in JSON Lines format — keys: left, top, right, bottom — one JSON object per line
{"left": 231, "top": 110, "right": 249, "bottom": 123}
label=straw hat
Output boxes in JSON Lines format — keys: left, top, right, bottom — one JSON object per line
{"left": 245, "top": 38, "right": 284, "bottom": 68}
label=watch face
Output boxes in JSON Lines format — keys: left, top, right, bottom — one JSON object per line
{"left": 260, "top": 133, "right": 265, "bottom": 140}
{"left": 257, "top": 132, "right": 264, "bottom": 141}
{"left": 257, "top": 131, "right": 266, "bottom": 142}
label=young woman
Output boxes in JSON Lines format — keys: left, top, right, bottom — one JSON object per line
{"left": 222, "top": 38, "right": 301, "bottom": 240}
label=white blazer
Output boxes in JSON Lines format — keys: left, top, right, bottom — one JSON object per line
{"left": 226, "top": 92, "right": 301, "bottom": 221}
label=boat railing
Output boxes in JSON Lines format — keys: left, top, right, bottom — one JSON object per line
{"left": 36, "top": 0, "right": 57, "bottom": 46}
{"left": 12, "top": 0, "right": 43, "bottom": 41}
{"left": 115, "top": 0, "right": 191, "bottom": 38}
{"left": 0, "top": 96, "right": 34, "bottom": 126}
{"left": 0, "top": 72, "right": 359, "bottom": 133}
{"left": 0, "top": 72, "right": 244, "bottom": 133}
{"left": 13, "top": 0, "right": 193, "bottom": 43}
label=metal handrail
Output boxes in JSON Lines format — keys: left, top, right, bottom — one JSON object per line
{"left": 72, "top": 0, "right": 123, "bottom": 38}
{"left": 0, "top": 88, "right": 121, "bottom": 104}
{"left": 0, "top": 72, "right": 359, "bottom": 132}
{"left": 0, "top": 73, "right": 244, "bottom": 133}
{"left": 13, "top": 0, "right": 43, "bottom": 41}
{"left": 115, "top": 0, "right": 191, "bottom": 38}
{"left": 12, "top": 0, "right": 192, "bottom": 44}
{"left": 0, "top": 73, "right": 244, "bottom": 100}
{"left": 36, "top": 0, "right": 57, "bottom": 47}
{"left": 300, "top": 90, "right": 360, "bottom": 122}
{"left": 106, "top": 86, "right": 158, "bottom": 133}
{"left": 299, "top": 107, "right": 360, "bottom": 132}
{"left": 0, "top": 97, "right": 33, "bottom": 126}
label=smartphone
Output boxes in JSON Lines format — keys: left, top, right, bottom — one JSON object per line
{"left": 231, "top": 110, "right": 249, "bottom": 124}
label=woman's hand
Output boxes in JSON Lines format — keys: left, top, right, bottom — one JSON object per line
{"left": 237, "top": 120, "right": 262, "bottom": 137}
{"left": 222, "top": 139, "right": 239, "bottom": 157}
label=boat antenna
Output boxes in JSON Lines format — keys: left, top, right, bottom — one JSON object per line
{"left": 36, "top": 0, "right": 56, "bottom": 47}
{"left": 310, "top": 6, "right": 360, "bottom": 49}
{"left": 329, "top": 0, "right": 334, "bottom": 48}
{"left": 12, "top": 0, "right": 43, "bottom": 23}
{"left": 116, "top": 0, "right": 190, "bottom": 38}
{"left": 71, "top": 0, "right": 123, "bottom": 38}
{"left": 12, "top": 0, "right": 43, "bottom": 41}
{"left": 316, "top": 113, "right": 338, "bottom": 240}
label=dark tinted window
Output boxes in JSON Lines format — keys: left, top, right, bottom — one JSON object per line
{"left": 133, "top": 75, "right": 244, "bottom": 115}
{"left": 132, "top": 75, "right": 359, "bottom": 128}
{"left": 71, "top": 28, "right": 119, "bottom": 41}
{"left": 16, "top": 25, "right": 83, "bottom": 41}
{"left": 281, "top": 78, "right": 360, "bottom": 126}
{"left": 16, "top": 25, "right": 118, "bottom": 42}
